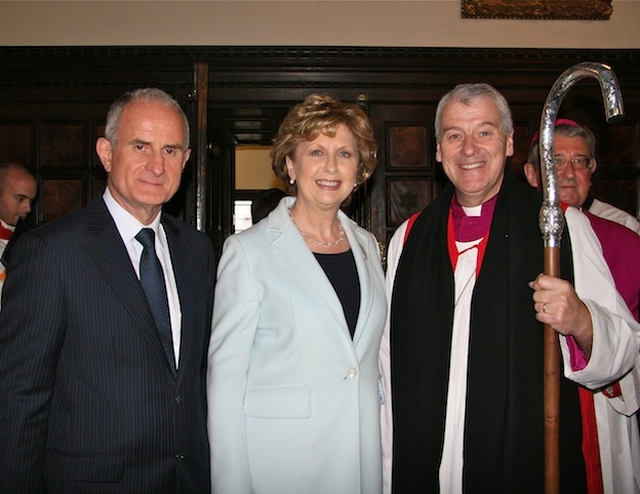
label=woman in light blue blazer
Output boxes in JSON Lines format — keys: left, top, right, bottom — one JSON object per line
{"left": 207, "top": 93, "right": 386, "bottom": 494}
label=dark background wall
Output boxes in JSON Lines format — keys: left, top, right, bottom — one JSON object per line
{"left": 1, "top": 47, "right": 638, "bottom": 252}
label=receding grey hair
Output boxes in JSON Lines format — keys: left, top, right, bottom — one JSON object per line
{"left": 526, "top": 124, "right": 596, "bottom": 168}
{"left": 104, "top": 88, "right": 190, "bottom": 147}
{"left": 434, "top": 83, "right": 513, "bottom": 142}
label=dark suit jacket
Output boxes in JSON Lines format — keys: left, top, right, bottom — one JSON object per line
{"left": 0, "top": 217, "right": 29, "bottom": 268}
{"left": 0, "top": 196, "right": 215, "bottom": 493}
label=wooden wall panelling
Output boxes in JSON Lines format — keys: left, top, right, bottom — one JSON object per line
{"left": 0, "top": 47, "right": 197, "bottom": 225}
{"left": 369, "top": 103, "right": 442, "bottom": 245}
{"left": 0, "top": 47, "right": 638, "bottom": 247}
{"left": 593, "top": 119, "right": 640, "bottom": 216}
{"left": 386, "top": 124, "right": 434, "bottom": 226}
{"left": 0, "top": 122, "right": 31, "bottom": 165}
{"left": 42, "top": 178, "right": 84, "bottom": 223}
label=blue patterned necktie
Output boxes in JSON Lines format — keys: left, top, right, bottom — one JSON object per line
{"left": 135, "top": 228, "right": 176, "bottom": 374}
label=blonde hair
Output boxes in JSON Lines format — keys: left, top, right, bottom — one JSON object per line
{"left": 270, "top": 93, "right": 377, "bottom": 195}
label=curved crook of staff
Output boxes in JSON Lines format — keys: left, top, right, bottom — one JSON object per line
{"left": 538, "top": 61, "right": 624, "bottom": 494}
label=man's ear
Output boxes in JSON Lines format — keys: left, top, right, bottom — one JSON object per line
{"left": 96, "top": 137, "right": 113, "bottom": 173}
{"left": 589, "top": 157, "right": 598, "bottom": 175}
{"left": 182, "top": 148, "right": 191, "bottom": 171}
{"left": 505, "top": 129, "right": 515, "bottom": 157}
{"left": 523, "top": 163, "right": 540, "bottom": 189}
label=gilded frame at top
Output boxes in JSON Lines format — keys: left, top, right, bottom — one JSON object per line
{"left": 461, "top": 0, "right": 613, "bottom": 20}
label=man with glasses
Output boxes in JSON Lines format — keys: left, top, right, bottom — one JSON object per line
{"left": 523, "top": 118, "right": 640, "bottom": 493}
{"left": 524, "top": 118, "right": 640, "bottom": 234}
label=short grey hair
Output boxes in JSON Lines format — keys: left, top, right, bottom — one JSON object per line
{"left": 434, "top": 83, "right": 513, "bottom": 142}
{"left": 527, "top": 124, "right": 596, "bottom": 168}
{"left": 104, "top": 88, "right": 190, "bottom": 146}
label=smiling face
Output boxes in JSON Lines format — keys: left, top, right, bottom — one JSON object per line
{"left": 554, "top": 134, "right": 596, "bottom": 208}
{"left": 436, "top": 96, "right": 513, "bottom": 207}
{"left": 96, "top": 99, "right": 191, "bottom": 224}
{"left": 286, "top": 123, "right": 359, "bottom": 213}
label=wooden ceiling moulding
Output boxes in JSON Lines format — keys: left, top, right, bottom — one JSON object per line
{"left": 461, "top": 0, "right": 613, "bottom": 20}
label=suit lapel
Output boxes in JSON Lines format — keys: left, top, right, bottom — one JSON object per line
{"left": 86, "top": 198, "right": 175, "bottom": 375}
{"left": 162, "top": 216, "right": 196, "bottom": 383}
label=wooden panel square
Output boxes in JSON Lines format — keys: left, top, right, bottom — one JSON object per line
{"left": 388, "top": 179, "right": 432, "bottom": 226}
{"left": 43, "top": 124, "right": 84, "bottom": 167}
{"left": 389, "top": 125, "right": 429, "bottom": 169}
{"left": 0, "top": 124, "right": 30, "bottom": 164}
{"left": 598, "top": 124, "right": 638, "bottom": 167}
{"left": 43, "top": 179, "right": 83, "bottom": 222}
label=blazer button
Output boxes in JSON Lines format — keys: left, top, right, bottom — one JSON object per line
{"left": 347, "top": 368, "right": 358, "bottom": 379}
{"left": 175, "top": 394, "right": 182, "bottom": 404}
{"left": 175, "top": 452, "right": 186, "bottom": 462}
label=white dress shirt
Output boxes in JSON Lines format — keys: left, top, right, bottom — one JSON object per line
{"left": 103, "top": 187, "right": 182, "bottom": 368}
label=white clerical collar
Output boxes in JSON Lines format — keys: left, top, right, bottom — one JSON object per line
{"left": 461, "top": 204, "right": 482, "bottom": 217}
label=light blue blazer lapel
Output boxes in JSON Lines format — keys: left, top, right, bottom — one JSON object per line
{"left": 339, "top": 210, "right": 378, "bottom": 346}
{"left": 269, "top": 197, "right": 352, "bottom": 339}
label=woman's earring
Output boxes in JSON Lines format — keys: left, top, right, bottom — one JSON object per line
{"left": 289, "top": 178, "right": 295, "bottom": 185}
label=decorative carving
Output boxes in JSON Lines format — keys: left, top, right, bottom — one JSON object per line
{"left": 461, "top": 0, "right": 612, "bottom": 20}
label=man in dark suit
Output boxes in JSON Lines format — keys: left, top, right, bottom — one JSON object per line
{"left": 0, "top": 88, "right": 215, "bottom": 493}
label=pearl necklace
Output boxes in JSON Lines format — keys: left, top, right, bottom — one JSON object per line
{"left": 288, "top": 208, "right": 345, "bottom": 247}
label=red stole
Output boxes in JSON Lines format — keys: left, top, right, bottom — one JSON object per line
{"left": 0, "top": 222, "right": 13, "bottom": 241}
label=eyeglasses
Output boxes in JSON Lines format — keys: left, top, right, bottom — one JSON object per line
{"left": 552, "top": 157, "right": 593, "bottom": 171}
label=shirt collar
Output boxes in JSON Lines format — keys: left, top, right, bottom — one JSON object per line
{"left": 103, "top": 187, "right": 165, "bottom": 250}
